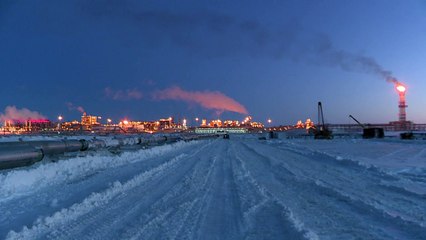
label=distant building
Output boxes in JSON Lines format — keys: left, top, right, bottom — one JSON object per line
{"left": 158, "top": 117, "right": 173, "bottom": 130}
{"left": 201, "top": 119, "right": 207, "bottom": 127}
{"left": 195, "top": 127, "right": 248, "bottom": 134}
{"left": 81, "top": 112, "right": 99, "bottom": 126}
{"left": 1, "top": 119, "right": 52, "bottom": 133}
{"left": 209, "top": 119, "right": 222, "bottom": 127}
{"left": 61, "top": 120, "right": 82, "bottom": 131}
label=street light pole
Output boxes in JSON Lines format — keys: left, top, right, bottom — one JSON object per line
{"left": 57, "top": 115, "right": 63, "bottom": 132}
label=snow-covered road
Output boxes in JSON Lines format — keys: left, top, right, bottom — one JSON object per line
{"left": 1, "top": 137, "right": 425, "bottom": 239}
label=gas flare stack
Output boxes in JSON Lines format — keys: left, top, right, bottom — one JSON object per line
{"left": 391, "top": 83, "right": 412, "bottom": 131}
{"left": 396, "top": 84, "right": 407, "bottom": 123}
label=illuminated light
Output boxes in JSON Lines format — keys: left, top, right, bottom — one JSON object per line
{"left": 267, "top": 119, "right": 272, "bottom": 124}
{"left": 107, "top": 118, "right": 112, "bottom": 123}
{"left": 396, "top": 84, "right": 406, "bottom": 93}
{"left": 58, "top": 115, "right": 63, "bottom": 121}
{"left": 123, "top": 120, "right": 129, "bottom": 125}
{"left": 195, "top": 117, "right": 199, "bottom": 121}
{"left": 26, "top": 119, "right": 50, "bottom": 124}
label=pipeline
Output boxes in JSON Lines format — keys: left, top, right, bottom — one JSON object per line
{"left": 0, "top": 140, "right": 88, "bottom": 154}
{"left": 0, "top": 134, "right": 220, "bottom": 170}
{"left": 0, "top": 146, "right": 44, "bottom": 170}
{"left": 0, "top": 139, "right": 87, "bottom": 170}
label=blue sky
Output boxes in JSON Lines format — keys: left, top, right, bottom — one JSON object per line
{"left": 1, "top": 0, "right": 425, "bottom": 125}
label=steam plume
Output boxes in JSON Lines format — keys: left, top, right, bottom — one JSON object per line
{"left": 105, "top": 87, "right": 143, "bottom": 100}
{"left": 153, "top": 87, "right": 248, "bottom": 115}
{"left": 0, "top": 106, "right": 47, "bottom": 123}
{"left": 66, "top": 102, "right": 85, "bottom": 113}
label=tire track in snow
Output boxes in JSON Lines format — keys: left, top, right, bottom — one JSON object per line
{"left": 53, "top": 140, "right": 217, "bottom": 240}
{"left": 229, "top": 141, "right": 310, "bottom": 240}
{"left": 191, "top": 142, "right": 244, "bottom": 240}
{"left": 0, "top": 141, "right": 199, "bottom": 203}
{"left": 7, "top": 137, "right": 425, "bottom": 239}
{"left": 122, "top": 140, "right": 223, "bottom": 240}
{"left": 236, "top": 139, "right": 426, "bottom": 240}
{"left": 263, "top": 140, "right": 426, "bottom": 227}
{"left": 6, "top": 140, "right": 214, "bottom": 240}
{"left": 0, "top": 141, "right": 202, "bottom": 238}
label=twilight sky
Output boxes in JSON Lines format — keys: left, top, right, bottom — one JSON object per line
{"left": 1, "top": 0, "right": 425, "bottom": 125}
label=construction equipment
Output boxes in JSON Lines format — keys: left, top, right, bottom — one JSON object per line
{"left": 349, "top": 115, "right": 384, "bottom": 138}
{"left": 269, "top": 131, "right": 278, "bottom": 139}
{"left": 314, "top": 102, "right": 333, "bottom": 139}
{"left": 400, "top": 132, "right": 414, "bottom": 140}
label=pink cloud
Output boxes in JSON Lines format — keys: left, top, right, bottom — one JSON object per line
{"left": 153, "top": 86, "right": 248, "bottom": 114}
{"left": 105, "top": 87, "right": 143, "bottom": 100}
{"left": 0, "top": 106, "right": 47, "bottom": 123}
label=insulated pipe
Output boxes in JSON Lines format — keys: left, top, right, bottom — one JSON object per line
{"left": 30, "top": 140, "right": 84, "bottom": 154}
{"left": 0, "top": 140, "right": 88, "bottom": 170}
{"left": 0, "top": 140, "right": 87, "bottom": 154}
{"left": 165, "top": 136, "right": 181, "bottom": 143}
{"left": 0, "top": 146, "right": 44, "bottom": 170}
{"left": 142, "top": 136, "right": 168, "bottom": 146}
{"left": 0, "top": 134, "right": 219, "bottom": 170}
{"left": 195, "top": 134, "right": 220, "bottom": 140}
{"left": 87, "top": 139, "right": 107, "bottom": 150}
{"left": 103, "top": 137, "right": 141, "bottom": 148}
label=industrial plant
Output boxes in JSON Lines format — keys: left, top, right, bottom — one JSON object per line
{"left": 1, "top": 82, "right": 425, "bottom": 137}
{"left": 0, "top": 113, "right": 270, "bottom": 135}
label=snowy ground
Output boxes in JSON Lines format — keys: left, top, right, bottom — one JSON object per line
{"left": 1, "top": 135, "right": 426, "bottom": 239}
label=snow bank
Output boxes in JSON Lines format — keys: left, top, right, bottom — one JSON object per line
{"left": 275, "top": 138, "right": 426, "bottom": 171}
{"left": 6, "top": 153, "right": 187, "bottom": 240}
{"left": 0, "top": 140, "right": 198, "bottom": 202}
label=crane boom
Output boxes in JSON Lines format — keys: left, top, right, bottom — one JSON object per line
{"left": 349, "top": 115, "right": 365, "bottom": 129}
{"left": 314, "top": 102, "right": 332, "bottom": 139}
{"left": 318, "top": 102, "right": 325, "bottom": 130}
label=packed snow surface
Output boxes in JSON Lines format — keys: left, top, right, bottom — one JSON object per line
{"left": 1, "top": 136, "right": 426, "bottom": 239}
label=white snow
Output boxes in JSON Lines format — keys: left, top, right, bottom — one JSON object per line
{"left": 0, "top": 135, "right": 425, "bottom": 239}
{"left": 0, "top": 140, "right": 199, "bottom": 201}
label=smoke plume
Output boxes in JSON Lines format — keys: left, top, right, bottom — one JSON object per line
{"left": 311, "top": 34, "right": 400, "bottom": 84}
{"left": 66, "top": 102, "right": 85, "bottom": 113}
{"left": 78, "top": 2, "right": 400, "bottom": 84}
{"left": 153, "top": 87, "right": 248, "bottom": 115}
{"left": 105, "top": 87, "right": 143, "bottom": 100}
{"left": 13, "top": 1, "right": 400, "bottom": 86}
{"left": 0, "top": 106, "right": 47, "bottom": 123}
